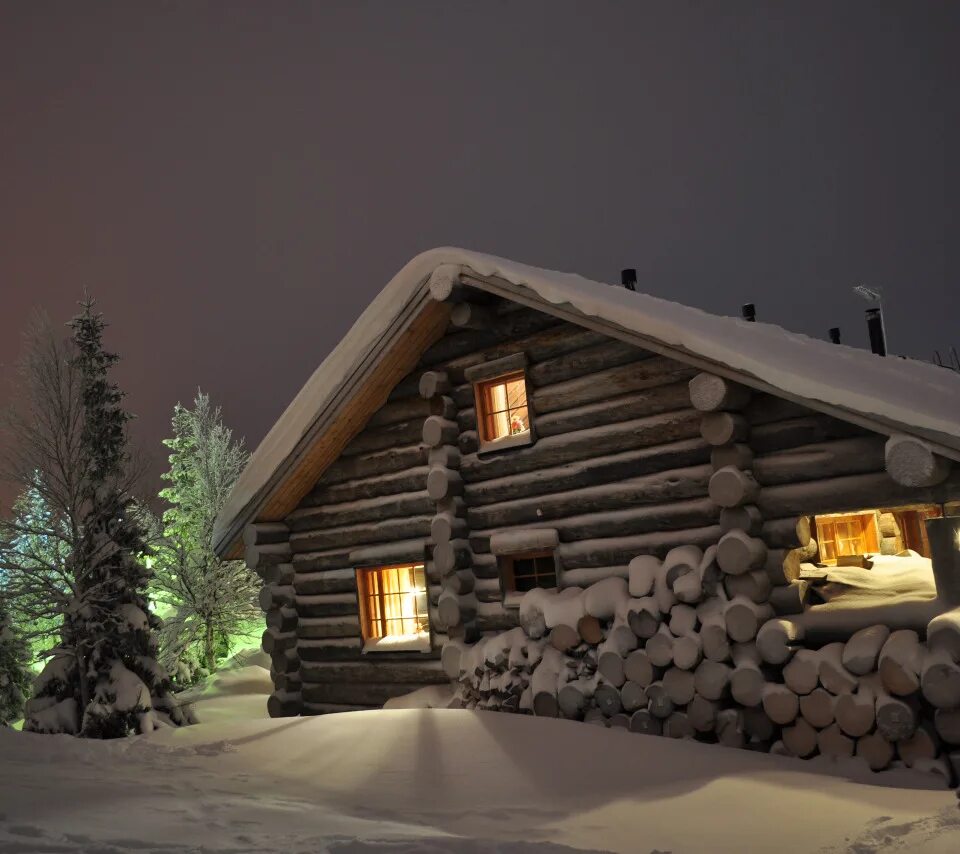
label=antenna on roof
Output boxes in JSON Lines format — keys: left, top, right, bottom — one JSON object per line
{"left": 829, "top": 327, "right": 841, "bottom": 344}
{"left": 950, "top": 347, "right": 960, "bottom": 371}
{"left": 620, "top": 269, "right": 637, "bottom": 292}
{"left": 741, "top": 303, "right": 756, "bottom": 322}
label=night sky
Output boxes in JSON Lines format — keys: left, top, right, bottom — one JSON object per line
{"left": 1, "top": 1, "right": 957, "bottom": 513}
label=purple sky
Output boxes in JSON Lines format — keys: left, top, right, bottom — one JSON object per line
{"left": 1, "top": 1, "right": 957, "bottom": 512}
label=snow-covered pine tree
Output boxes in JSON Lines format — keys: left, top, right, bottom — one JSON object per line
{"left": 153, "top": 392, "right": 258, "bottom": 681}
{"left": 0, "top": 601, "right": 32, "bottom": 727}
{"left": 23, "top": 298, "right": 187, "bottom": 737}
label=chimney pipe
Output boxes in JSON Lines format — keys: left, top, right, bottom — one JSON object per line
{"left": 741, "top": 303, "right": 756, "bottom": 322}
{"left": 925, "top": 516, "right": 960, "bottom": 606}
{"left": 865, "top": 308, "right": 887, "bottom": 356}
{"left": 829, "top": 327, "right": 841, "bottom": 344}
{"left": 620, "top": 268, "right": 637, "bottom": 292}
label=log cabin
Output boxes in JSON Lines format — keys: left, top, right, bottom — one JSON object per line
{"left": 214, "top": 249, "right": 960, "bottom": 776}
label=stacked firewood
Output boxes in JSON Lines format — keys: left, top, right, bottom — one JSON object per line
{"left": 443, "top": 561, "right": 960, "bottom": 783}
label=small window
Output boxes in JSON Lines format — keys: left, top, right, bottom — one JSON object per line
{"left": 815, "top": 512, "right": 880, "bottom": 564}
{"left": 500, "top": 549, "right": 558, "bottom": 595}
{"left": 475, "top": 371, "right": 531, "bottom": 449}
{"left": 356, "top": 564, "right": 431, "bottom": 653}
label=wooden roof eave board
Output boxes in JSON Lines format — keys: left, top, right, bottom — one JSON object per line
{"left": 459, "top": 270, "right": 960, "bottom": 465}
{"left": 216, "top": 289, "right": 450, "bottom": 559}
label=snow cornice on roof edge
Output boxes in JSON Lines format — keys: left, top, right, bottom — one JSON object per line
{"left": 214, "top": 248, "right": 960, "bottom": 557}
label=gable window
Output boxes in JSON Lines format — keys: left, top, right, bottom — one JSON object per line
{"left": 356, "top": 564, "right": 431, "bottom": 652}
{"left": 477, "top": 371, "right": 530, "bottom": 444}
{"left": 465, "top": 353, "right": 534, "bottom": 453}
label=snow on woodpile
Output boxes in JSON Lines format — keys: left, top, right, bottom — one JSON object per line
{"left": 2, "top": 706, "right": 959, "bottom": 853}
{"left": 441, "top": 547, "right": 960, "bottom": 783}
{"left": 215, "top": 248, "right": 960, "bottom": 548}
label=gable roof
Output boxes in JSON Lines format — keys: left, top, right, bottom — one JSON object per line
{"left": 214, "top": 247, "right": 960, "bottom": 557}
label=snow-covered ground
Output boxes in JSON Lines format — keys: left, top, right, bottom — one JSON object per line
{"left": 2, "top": 655, "right": 958, "bottom": 854}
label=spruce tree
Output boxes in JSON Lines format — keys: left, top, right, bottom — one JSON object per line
{"left": 153, "top": 392, "right": 258, "bottom": 680}
{"left": 0, "top": 601, "right": 31, "bottom": 727}
{"left": 23, "top": 298, "right": 187, "bottom": 737}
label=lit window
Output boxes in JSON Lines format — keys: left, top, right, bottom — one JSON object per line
{"left": 356, "top": 564, "right": 430, "bottom": 652}
{"left": 815, "top": 512, "right": 880, "bottom": 564}
{"left": 476, "top": 371, "right": 530, "bottom": 446}
{"left": 500, "top": 550, "right": 557, "bottom": 595}
{"left": 814, "top": 505, "right": 945, "bottom": 564}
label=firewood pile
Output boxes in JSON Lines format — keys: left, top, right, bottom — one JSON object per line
{"left": 443, "top": 555, "right": 960, "bottom": 783}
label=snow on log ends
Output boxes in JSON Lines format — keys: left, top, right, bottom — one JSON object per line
{"left": 215, "top": 247, "right": 960, "bottom": 549}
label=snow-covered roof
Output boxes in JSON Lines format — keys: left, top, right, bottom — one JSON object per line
{"left": 214, "top": 247, "right": 960, "bottom": 555}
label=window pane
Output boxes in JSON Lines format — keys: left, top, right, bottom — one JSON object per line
{"left": 509, "top": 405, "right": 529, "bottom": 435}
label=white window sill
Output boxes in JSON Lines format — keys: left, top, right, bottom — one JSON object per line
{"left": 362, "top": 634, "right": 432, "bottom": 654}
{"left": 479, "top": 430, "right": 533, "bottom": 455}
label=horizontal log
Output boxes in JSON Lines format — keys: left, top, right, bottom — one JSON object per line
{"left": 259, "top": 584, "right": 295, "bottom": 611}
{"left": 418, "top": 370, "right": 451, "bottom": 400}
{"left": 261, "top": 628, "right": 296, "bottom": 655}
{"left": 478, "top": 497, "right": 720, "bottom": 544}
{"left": 743, "top": 394, "right": 811, "bottom": 426}
{"left": 287, "top": 491, "right": 433, "bottom": 531}
{"left": 302, "top": 701, "right": 378, "bottom": 715}
{"left": 557, "top": 525, "right": 723, "bottom": 570}
{"left": 303, "top": 466, "right": 431, "bottom": 506}
{"left": 757, "top": 470, "right": 960, "bottom": 519}
{"left": 243, "top": 522, "right": 289, "bottom": 547}
{"left": 709, "top": 466, "right": 759, "bottom": 508}
{"left": 461, "top": 410, "right": 703, "bottom": 482}
{"left": 319, "top": 444, "right": 425, "bottom": 486}
{"left": 885, "top": 434, "right": 952, "bottom": 488}
{"left": 266, "top": 606, "right": 298, "bottom": 633}
{"left": 290, "top": 516, "right": 433, "bottom": 553}
{"left": 450, "top": 301, "right": 495, "bottom": 330}
{"left": 532, "top": 357, "right": 696, "bottom": 414}
{"left": 441, "top": 322, "right": 606, "bottom": 384}
{"left": 719, "top": 504, "right": 763, "bottom": 536}
{"left": 700, "top": 412, "right": 748, "bottom": 446}
{"left": 340, "top": 419, "right": 425, "bottom": 457}
{"left": 466, "top": 464, "right": 713, "bottom": 530}
{"left": 348, "top": 538, "right": 428, "bottom": 568}
{"left": 366, "top": 394, "right": 436, "bottom": 428}
{"left": 299, "top": 660, "right": 445, "bottom": 684}
{"left": 463, "top": 352, "right": 528, "bottom": 384}
{"left": 427, "top": 467, "right": 463, "bottom": 501}
{"left": 292, "top": 548, "right": 352, "bottom": 572}
{"left": 419, "top": 308, "right": 562, "bottom": 366}
{"left": 527, "top": 339, "right": 651, "bottom": 387}
{"left": 751, "top": 436, "right": 887, "bottom": 487}
{"left": 422, "top": 416, "right": 459, "bottom": 448}
{"left": 711, "top": 443, "right": 753, "bottom": 471}
{"left": 293, "top": 568, "right": 357, "bottom": 596}
{"left": 296, "top": 594, "right": 360, "bottom": 619}
{"left": 688, "top": 373, "right": 751, "bottom": 412}
{"left": 267, "top": 691, "right": 302, "bottom": 718}
{"left": 296, "top": 616, "right": 361, "bottom": 639}
{"left": 245, "top": 542, "right": 291, "bottom": 573}
{"left": 749, "top": 415, "right": 867, "bottom": 455}
{"left": 533, "top": 381, "right": 693, "bottom": 439}
{"left": 761, "top": 516, "right": 812, "bottom": 549}
{"left": 298, "top": 638, "right": 365, "bottom": 662}
{"left": 302, "top": 681, "right": 428, "bottom": 706}
{"left": 463, "top": 437, "right": 711, "bottom": 507}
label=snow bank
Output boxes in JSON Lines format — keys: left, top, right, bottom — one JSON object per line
{"left": 1, "top": 708, "right": 957, "bottom": 853}
{"left": 214, "top": 248, "right": 960, "bottom": 551}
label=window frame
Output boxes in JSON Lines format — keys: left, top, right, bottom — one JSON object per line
{"left": 354, "top": 562, "right": 433, "bottom": 654}
{"left": 498, "top": 548, "right": 560, "bottom": 608}
{"left": 473, "top": 370, "right": 534, "bottom": 453}
{"left": 814, "top": 511, "right": 881, "bottom": 565}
